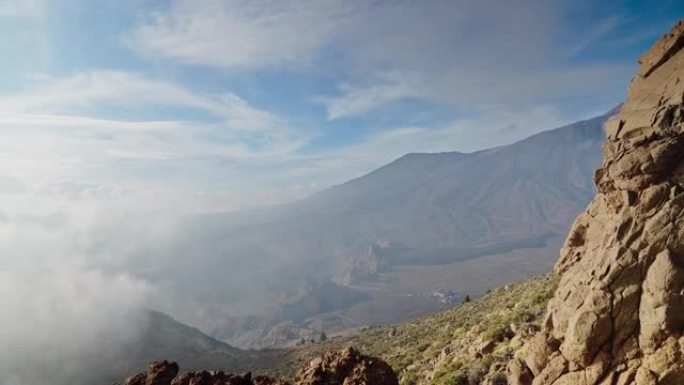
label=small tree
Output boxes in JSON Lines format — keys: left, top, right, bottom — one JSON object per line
{"left": 320, "top": 331, "right": 327, "bottom": 342}
{"left": 461, "top": 294, "right": 471, "bottom": 304}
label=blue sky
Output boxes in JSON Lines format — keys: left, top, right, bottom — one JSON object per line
{"left": 0, "top": 0, "right": 682, "bottom": 212}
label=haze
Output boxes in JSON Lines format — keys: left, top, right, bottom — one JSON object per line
{"left": 0, "top": 1, "right": 681, "bottom": 384}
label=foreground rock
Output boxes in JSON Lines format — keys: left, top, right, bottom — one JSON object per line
{"left": 122, "top": 348, "right": 397, "bottom": 385}
{"left": 509, "top": 19, "right": 684, "bottom": 385}
{"left": 124, "top": 361, "right": 179, "bottom": 385}
{"left": 295, "top": 347, "right": 399, "bottom": 385}
{"left": 123, "top": 361, "right": 287, "bottom": 385}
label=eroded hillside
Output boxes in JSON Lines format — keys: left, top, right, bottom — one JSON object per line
{"left": 266, "top": 275, "right": 556, "bottom": 385}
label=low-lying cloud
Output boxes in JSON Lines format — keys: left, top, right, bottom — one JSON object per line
{"left": 0, "top": 268, "right": 153, "bottom": 385}
{"left": 0, "top": 191, "right": 188, "bottom": 385}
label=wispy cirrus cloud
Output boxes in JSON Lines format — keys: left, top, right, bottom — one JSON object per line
{"left": 315, "top": 72, "right": 424, "bottom": 120}
{"left": 128, "top": 0, "right": 358, "bottom": 69}
{"left": 0, "top": 71, "right": 282, "bottom": 128}
{"left": 568, "top": 15, "right": 622, "bottom": 56}
{"left": 0, "top": 70, "right": 311, "bottom": 204}
{"left": 128, "top": 0, "right": 639, "bottom": 120}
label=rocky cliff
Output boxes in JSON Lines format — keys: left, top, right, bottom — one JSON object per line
{"left": 508, "top": 19, "right": 684, "bottom": 385}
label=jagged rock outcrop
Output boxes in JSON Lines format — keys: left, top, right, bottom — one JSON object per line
{"left": 124, "top": 361, "right": 180, "bottom": 385}
{"left": 295, "top": 347, "right": 399, "bottom": 385}
{"left": 122, "top": 348, "right": 397, "bottom": 385}
{"left": 508, "top": 20, "right": 684, "bottom": 385}
{"left": 122, "top": 361, "right": 287, "bottom": 385}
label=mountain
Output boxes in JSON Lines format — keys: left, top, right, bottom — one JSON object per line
{"left": 157, "top": 110, "right": 612, "bottom": 348}
{"left": 88, "top": 310, "right": 277, "bottom": 385}
{"left": 298, "top": 112, "right": 608, "bottom": 266}
{"left": 117, "top": 18, "right": 684, "bottom": 385}
{"left": 121, "top": 273, "right": 558, "bottom": 385}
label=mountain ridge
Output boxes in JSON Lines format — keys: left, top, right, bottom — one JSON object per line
{"left": 170, "top": 109, "right": 612, "bottom": 349}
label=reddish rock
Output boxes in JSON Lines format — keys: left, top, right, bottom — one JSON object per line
{"left": 121, "top": 348, "right": 396, "bottom": 385}
{"left": 295, "top": 347, "right": 398, "bottom": 385}
{"left": 123, "top": 362, "right": 287, "bottom": 385}
{"left": 124, "top": 361, "right": 179, "bottom": 385}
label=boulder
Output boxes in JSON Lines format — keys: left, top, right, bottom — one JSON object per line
{"left": 294, "top": 347, "right": 398, "bottom": 385}
{"left": 122, "top": 348, "right": 397, "bottom": 385}
{"left": 124, "top": 361, "right": 179, "bottom": 385}
{"left": 122, "top": 362, "right": 286, "bottom": 385}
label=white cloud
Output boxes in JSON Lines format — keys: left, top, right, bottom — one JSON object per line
{"left": 0, "top": 268, "right": 152, "bottom": 385}
{"left": 128, "top": 0, "right": 557, "bottom": 72}
{"left": 0, "top": 185, "right": 196, "bottom": 385}
{"left": 0, "top": 70, "right": 310, "bottom": 200}
{"left": 0, "top": 0, "right": 46, "bottom": 18}
{"left": 129, "top": 0, "right": 632, "bottom": 120}
{"left": 129, "top": 0, "right": 358, "bottom": 69}
{"left": 0, "top": 71, "right": 284, "bottom": 130}
{"left": 318, "top": 72, "right": 423, "bottom": 120}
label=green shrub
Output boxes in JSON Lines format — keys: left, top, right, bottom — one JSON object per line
{"left": 482, "top": 320, "right": 511, "bottom": 342}
{"left": 431, "top": 370, "right": 467, "bottom": 385}
{"left": 489, "top": 372, "right": 508, "bottom": 385}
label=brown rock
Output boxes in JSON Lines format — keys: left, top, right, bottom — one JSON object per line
{"left": 125, "top": 361, "right": 179, "bottom": 385}
{"left": 123, "top": 362, "right": 286, "bottom": 385}
{"left": 478, "top": 339, "right": 496, "bottom": 355}
{"left": 508, "top": 358, "right": 533, "bottom": 385}
{"left": 121, "top": 349, "right": 394, "bottom": 385}
{"left": 509, "top": 19, "right": 684, "bottom": 385}
{"left": 294, "top": 347, "right": 398, "bottom": 385}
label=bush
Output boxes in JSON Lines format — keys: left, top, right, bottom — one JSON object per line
{"left": 430, "top": 370, "right": 467, "bottom": 385}
{"left": 483, "top": 320, "right": 512, "bottom": 342}
{"left": 467, "top": 363, "right": 488, "bottom": 385}
{"left": 489, "top": 372, "right": 508, "bottom": 385}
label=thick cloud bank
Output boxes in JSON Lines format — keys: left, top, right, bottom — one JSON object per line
{"left": 0, "top": 269, "right": 153, "bottom": 385}
{"left": 0, "top": 193, "right": 170, "bottom": 385}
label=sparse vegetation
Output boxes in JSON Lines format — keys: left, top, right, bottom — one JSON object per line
{"left": 263, "top": 274, "right": 558, "bottom": 384}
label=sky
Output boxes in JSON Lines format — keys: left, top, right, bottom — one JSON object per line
{"left": 0, "top": 2, "right": 682, "bottom": 382}
{"left": 0, "top": 0, "right": 680, "bottom": 213}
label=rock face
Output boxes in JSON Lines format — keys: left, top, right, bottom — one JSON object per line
{"left": 295, "top": 348, "right": 399, "bottom": 385}
{"left": 508, "top": 20, "right": 684, "bottom": 385}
